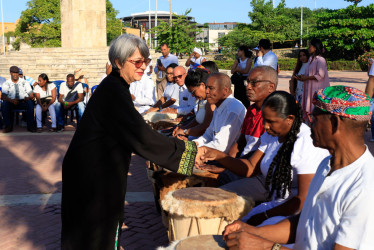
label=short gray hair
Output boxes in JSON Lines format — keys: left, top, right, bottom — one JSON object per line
{"left": 251, "top": 66, "right": 278, "bottom": 87}
{"left": 109, "top": 34, "right": 150, "bottom": 71}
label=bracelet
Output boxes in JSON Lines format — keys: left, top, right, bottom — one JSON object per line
{"left": 64, "top": 101, "right": 68, "bottom": 106}
{"left": 264, "top": 210, "right": 269, "bottom": 219}
{"left": 271, "top": 243, "right": 282, "bottom": 250}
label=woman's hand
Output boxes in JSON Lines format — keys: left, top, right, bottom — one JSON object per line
{"left": 197, "top": 164, "right": 225, "bottom": 174}
{"left": 223, "top": 220, "right": 257, "bottom": 240}
{"left": 297, "top": 75, "right": 309, "bottom": 82}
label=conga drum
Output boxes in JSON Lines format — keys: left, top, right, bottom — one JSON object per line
{"left": 158, "top": 235, "right": 226, "bottom": 250}
{"left": 161, "top": 187, "right": 254, "bottom": 241}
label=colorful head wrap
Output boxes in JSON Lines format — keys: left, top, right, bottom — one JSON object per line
{"left": 312, "top": 85, "right": 372, "bottom": 121}
{"left": 188, "top": 64, "right": 210, "bottom": 74}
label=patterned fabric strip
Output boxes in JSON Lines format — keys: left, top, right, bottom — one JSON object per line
{"left": 177, "top": 141, "right": 198, "bottom": 176}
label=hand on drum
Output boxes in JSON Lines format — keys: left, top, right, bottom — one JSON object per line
{"left": 224, "top": 231, "right": 274, "bottom": 250}
{"left": 160, "top": 108, "right": 178, "bottom": 114}
{"left": 197, "top": 164, "right": 225, "bottom": 174}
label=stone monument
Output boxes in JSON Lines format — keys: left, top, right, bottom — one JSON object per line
{"left": 61, "top": 0, "right": 107, "bottom": 48}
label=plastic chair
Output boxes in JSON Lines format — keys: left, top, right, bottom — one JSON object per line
{"left": 53, "top": 80, "right": 64, "bottom": 96}
{"left": 82, "top": 83, "right": 89, "bottom": 104}
{"left": 91, "top": 85, "right": 98, "bottom": 95}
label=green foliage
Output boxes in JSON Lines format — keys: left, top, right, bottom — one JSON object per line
{"left": 344, "top": 0, "right": 362, "bottom": 7}
{"left": 15, "top": 0, "right": 61, "bottom": 47}
{"left": 218, "top": 0, "right": 323, "bottom": 57}
{"left": 106, "top": 0, "right": 122, "bottom": 45}
{"left": 214, "top": 58, "right": 360, "bottom": 71}
{"left": 357, "top": 51, "right": 374, "bottom": 71}
{"left": 14, "top": 0, "right": 121, "bottom": 48}
{"left": 307, "top": 4, "right": 374, "bottom": 60}
{"left": 151, "top": 9, "right": 205, "bottom": 54}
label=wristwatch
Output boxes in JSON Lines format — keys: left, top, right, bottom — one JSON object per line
{"left": 183, "top": 129, "right": 188, "bottom": 135}
{"left": 271, "top": 243, "right": 282, "bottom": 250}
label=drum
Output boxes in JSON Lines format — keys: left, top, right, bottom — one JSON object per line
{"left": 161, "top": 187, "right": 254, "bottom": 241}
{"left": 143, "top": 112, "right": 178, "bottom": 128}
{"left": 157, "top": 235, "right": 226, "bottom": 250}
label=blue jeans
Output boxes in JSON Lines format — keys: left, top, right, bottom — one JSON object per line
{"left": 1, "top": 100, "right": 35, "bottom": 129}
{"left": 55, "top": 102, "right": 85, "bottom": 127}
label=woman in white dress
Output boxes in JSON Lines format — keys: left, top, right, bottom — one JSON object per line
{"left": 185, "top": 47, "right": 206, "bottom": 69}
{"left": 289, "top": 49, "right": 309, "bottom": 105}
{"left": 33, "top": 73, "right": 57, "bottom": 132}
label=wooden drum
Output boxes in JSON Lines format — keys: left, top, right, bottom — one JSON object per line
{"left": 158, "top": 235, "right": 226, "bottom": 250}
{"left": 161, "top": 187, "right": 254, "bottom": 241}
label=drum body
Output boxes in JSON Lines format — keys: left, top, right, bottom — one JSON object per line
{"left": 162, "top": 187, "right": 253, "bottom": 241}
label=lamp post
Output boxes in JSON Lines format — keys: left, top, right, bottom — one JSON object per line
{"left": 155, "top": 0, "right": 157, "bottom": 48}
{"left": 300, "top": 5, "right": 303, "bottom": 47}
{"left": 1, "top": 0, "right": 5, "bottom": 55}
{"left": 148, "top": 0, "right": 151, "bottom": 48}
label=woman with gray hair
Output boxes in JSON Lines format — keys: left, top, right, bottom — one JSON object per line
{"left": 61, "top": 34, "right": 199, "bottom": 250}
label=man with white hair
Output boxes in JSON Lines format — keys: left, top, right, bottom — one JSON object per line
{"left": 185, "top": 47, "right": 207, "bottom": 70}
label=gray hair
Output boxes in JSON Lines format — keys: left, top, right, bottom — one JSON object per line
{"left": 251, "top": 66, "right": 278, "bottom": 87}
{"left": 108, "top": 34, "right": 150, "bottom": 71}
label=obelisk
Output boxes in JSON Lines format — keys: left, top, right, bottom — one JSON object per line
{"left": 61, "top": 0, "right": 107, "bottom": 48}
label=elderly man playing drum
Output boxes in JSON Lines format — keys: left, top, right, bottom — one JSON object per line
{"left": 61, "top": 34, "right": 203, "bottom": 250}
{"left": 222, "top": 86, "right": 374, "bottom": 250}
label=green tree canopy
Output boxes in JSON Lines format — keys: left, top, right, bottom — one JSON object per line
{"left": 15, "top": 0, "right": 121, "bottom": 48}
{"left": 307, "top": 4, "right": 374, "bottom": 60}
{"left": 344, "top": 0, "right": 362, "bottom": 7}
{"left": 151, "top": 9, "right": 205, "bottom": 54}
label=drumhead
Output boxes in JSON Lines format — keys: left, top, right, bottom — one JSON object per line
{"left": 176, "top": 235, "right": 226, "bottom": 250}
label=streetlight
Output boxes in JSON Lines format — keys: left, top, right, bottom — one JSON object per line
{"left": 155, "top": 0, "right": 157, "bottom": 48}
{"left": 1, "top": 0, "right": 5, "bottom": 55}
{"left": 148, "top": 0, "right": 151, "bottom": 48}
{"left": 300, "top": 5, "right": 303, "bottom": 47}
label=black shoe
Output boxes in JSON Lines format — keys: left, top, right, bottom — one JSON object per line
{"left": 27, "top": 128, "right": 37, "bottom": 133}
{"left": 56, "top": 126, "right": 64, "bottom": 133}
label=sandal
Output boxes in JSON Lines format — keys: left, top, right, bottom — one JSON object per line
{"left": 37, "top": 128, "right": 43, "bottom": 133}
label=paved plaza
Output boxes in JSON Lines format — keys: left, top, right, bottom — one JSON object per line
{"left": 0, "top": 71, "right": 372, "bottom": 250}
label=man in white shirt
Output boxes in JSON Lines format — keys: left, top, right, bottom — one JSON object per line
{"left": 161, "top": 66, "right": 196, "bottom": 116}
{"left": 1, "top": 66, "right": 36, "bottom": 133}
{"left": 130, "top": 75, "right": 156, "bottom": 114}
{"left": 194, "top": 73, "right": 246, "bottom": 154}
{"left": 253, "top": 39, "right": 278, "bottom": 71}
{"left": 154, "top": 43, "right": 179, "bottom": 99}
{"left": 222, "top": 85, "right": 374, "bottom": 250}
{"left": 146, "top": 63, "right": 179, "bottom": 113}
{"left": 55, "top": 74, "right": 85, "bottom": 131}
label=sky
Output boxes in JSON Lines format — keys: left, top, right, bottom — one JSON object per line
{"left": 2, "top": 0, "right": 373, "bottom": 24}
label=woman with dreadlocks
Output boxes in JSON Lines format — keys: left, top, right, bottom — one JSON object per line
{"left": 198, "top": 91, "right": 329, "bottom": 227}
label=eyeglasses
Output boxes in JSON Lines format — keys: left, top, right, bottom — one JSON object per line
{"left": 173, "top": 74, "right": 185, "bottom": 80}
{"left": 244, "top": 79, "right": 273, "bottom": 87}
{"left": 127, "top": 58, "right": 151, "bottom": 68}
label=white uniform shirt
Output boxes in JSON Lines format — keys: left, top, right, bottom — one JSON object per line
{"left": 253, "top": 50, "right": 278, "bottom": 70}
{"left": 176, "top": 84, "right": 196, "bottom": 115}
{"left": 154, "top": 53, "right": 179, "bottom": 78}
{"left": 194, "top": 95, "right": 246, "bottom": 153}
{"left": 2, "top": 78, "right": 33, "bottom": 99}
{"left": 59, "top": 81, "right": 84, "bottom": 102}
{"left": 258, "top": 123, "right": 329, "bottom": 202}
{"left": 163, "top": 82, "right": 180, "bottom": 107}
{"left": 294, "top": 147, "right": 374, "bottom": 250}
{"left": 129, "top": 76, "right": 156, "bottom": 107}
{"left": 33, "top": 83, "right": 57, "bottom": 104}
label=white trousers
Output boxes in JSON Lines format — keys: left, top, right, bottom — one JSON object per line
{"left": 36, "top": 103, "right": 57, "bottom": 128}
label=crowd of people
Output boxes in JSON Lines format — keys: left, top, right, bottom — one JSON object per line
{"left": 0, "top": 66, "right": 88, "bottom": 133}
{"left": 1, "top": 33, "right": 372, "bottom": 249}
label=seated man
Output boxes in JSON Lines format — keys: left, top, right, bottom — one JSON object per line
{"left": 160, "top": 66, "right": 196, "bottom": 116}
{"left": 222, "top": 86, "right": 374, "bottom": 250}
{"left": 18, "top": 68, "right": 36, "bottom": 87}
{"left": 194, "top": 73, "right": 246, "bottom": 154}
{"left": 129, "top": 74, "right": 156, "bottom": 114}
{"left": 146, "top": 63, "right": 179, "bottom": 113}
{"left": 1, "top": 66, "right": 35, "bottom": 133}
{"left": 55, "top": 74, "right": 85, "bottom": 131}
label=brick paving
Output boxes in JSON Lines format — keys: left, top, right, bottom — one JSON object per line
{"left": 0, "top": 70, "right": 372, "bottom": 250}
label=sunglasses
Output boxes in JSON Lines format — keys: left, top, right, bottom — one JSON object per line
{"left": 173, "top": 74, "right": 185, "bottom": 80}
{"left": 244, "top": 79, "right": 273, "bottom": 87}
{"left": 127, "top": 58, "right": 151, "bottom": 68}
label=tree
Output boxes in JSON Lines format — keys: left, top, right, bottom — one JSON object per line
{"left": 151, "top": 9, "right": 205, "bottom": 54}
{"left": 307, "top": 4, "right": 374, "bottom": 60}
{"left": 15, "top": 0, "right": 121, "bottom": 48}
{"left": 106, "top": 0, "right": 122, "bottom": 45}
{"left": 345, "top": 0, "right": 362, "bottom": 7}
